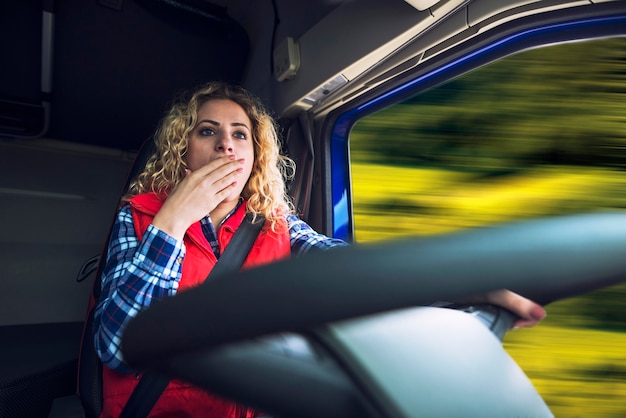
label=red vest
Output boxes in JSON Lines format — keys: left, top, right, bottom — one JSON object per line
{"left": 100, "top": 193, "right": 291, "bottom": 418}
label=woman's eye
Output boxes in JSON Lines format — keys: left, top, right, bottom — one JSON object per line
{"left": 233, "top": 131, "right": 247, "bottom": 139}
{"left": 199, "top": 127, "right": 216, "bottom": 136}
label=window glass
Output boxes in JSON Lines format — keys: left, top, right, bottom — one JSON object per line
{"left": 349, "top": 37, "right": 626, "bottom": 417}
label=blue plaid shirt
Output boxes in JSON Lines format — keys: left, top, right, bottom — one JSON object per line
{"left": 94, "top": 203, "right": 347, "bottom": 373}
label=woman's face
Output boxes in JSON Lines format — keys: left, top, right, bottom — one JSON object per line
{"left": 186, "top": 98, "right": 255, "bottom": 202}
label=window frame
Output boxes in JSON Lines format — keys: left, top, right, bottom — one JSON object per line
{"left": 321, "top": 11, "right": 626, "bottom": 242}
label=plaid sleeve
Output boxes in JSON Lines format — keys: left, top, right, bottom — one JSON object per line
{"left": 93, "top": 204, "right": 185, "bottom": 373}
{"left": 288, "top": 214, "right": 348, "bottom": 256}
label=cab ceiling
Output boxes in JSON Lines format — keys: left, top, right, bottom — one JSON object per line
{"left": 1, "top": 0, "right": 251, "bottom": 152}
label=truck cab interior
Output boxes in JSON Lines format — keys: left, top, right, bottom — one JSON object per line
{"left": 1, "top": 1, "right": 626, "bottom": 417}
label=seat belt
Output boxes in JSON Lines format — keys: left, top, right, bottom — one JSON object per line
{"left": 119, "top": 213, "right": 265, "bottom": 418}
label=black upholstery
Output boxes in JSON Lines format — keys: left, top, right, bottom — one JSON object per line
{"left": 76, "top": 310, "right": 103, "bottom": 418}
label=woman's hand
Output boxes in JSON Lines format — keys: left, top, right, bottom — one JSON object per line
{"left": 484, "top": 289, "right": 547, "bottom": 328}
{"left": 152, "top": 156, "right": 245, "bottom": 240}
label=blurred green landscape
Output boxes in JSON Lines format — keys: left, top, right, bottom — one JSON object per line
{"left": 349, "top": 37, "right": 626, "bottom": 416}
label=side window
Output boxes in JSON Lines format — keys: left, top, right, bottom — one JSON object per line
{"left": 349, "top": 37, "right": 626, "bottom": 417}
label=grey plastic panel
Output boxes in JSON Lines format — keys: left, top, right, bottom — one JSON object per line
{"left": 467, "top": 0, "right": 588, "bottom": 27}
{"left": 325, "top": 307, "right": 553, "bottom": 417}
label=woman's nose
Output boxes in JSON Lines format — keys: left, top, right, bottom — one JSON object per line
{"left": 216, "top": 134, "right": 234, "bottom": 152}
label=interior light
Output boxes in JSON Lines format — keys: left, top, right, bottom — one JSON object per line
{"left": 302, "top": 74, "right": 348, "bottom": 105}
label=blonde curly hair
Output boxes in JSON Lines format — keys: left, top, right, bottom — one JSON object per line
{"left": 124, "top": 81, "right": 295, "bottom": 230}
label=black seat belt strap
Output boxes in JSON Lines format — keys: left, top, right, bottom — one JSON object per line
{"left": 209, "top": 213, "right": 265, "bottom": 280}
{"left": 119, "top": 213, "right": 265, "bottom": 418}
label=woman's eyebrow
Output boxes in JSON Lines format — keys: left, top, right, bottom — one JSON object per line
{"left": 197, "top": 119, "right": 219, "bottom": 126}
{"left": 232, "top": 122, "right": 250, "bottom": 130}
{"left": 197, "top": 119, "right": 249, "bottom": 130}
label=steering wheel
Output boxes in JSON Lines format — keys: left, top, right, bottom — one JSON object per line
{"left": 122, "top": 212, "right": 626, "bottom": 418}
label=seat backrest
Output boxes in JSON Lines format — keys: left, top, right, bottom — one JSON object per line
{"left": 76, "top": 139, "right": 156, "bottom": 418}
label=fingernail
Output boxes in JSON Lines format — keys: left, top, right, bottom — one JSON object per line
{"left": 531, "top": 306, "right": 547, "bottom": 321}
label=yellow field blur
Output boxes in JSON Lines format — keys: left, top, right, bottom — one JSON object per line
{"left": 351, "top": 162, "right": 626, "bottom": 242}
{"left": 351, "top": 161, "right": 626, "bottom": 416}
{"left": 505, "top": 324, "right": 626, "bottom": 417}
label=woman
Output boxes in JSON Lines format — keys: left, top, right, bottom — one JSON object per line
{"left": 94, "top": 81, "right": 545, "bottom": 417}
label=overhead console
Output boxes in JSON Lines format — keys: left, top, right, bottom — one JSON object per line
{"left": 269, "top": 0, "right": 623, "bottom": 119}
